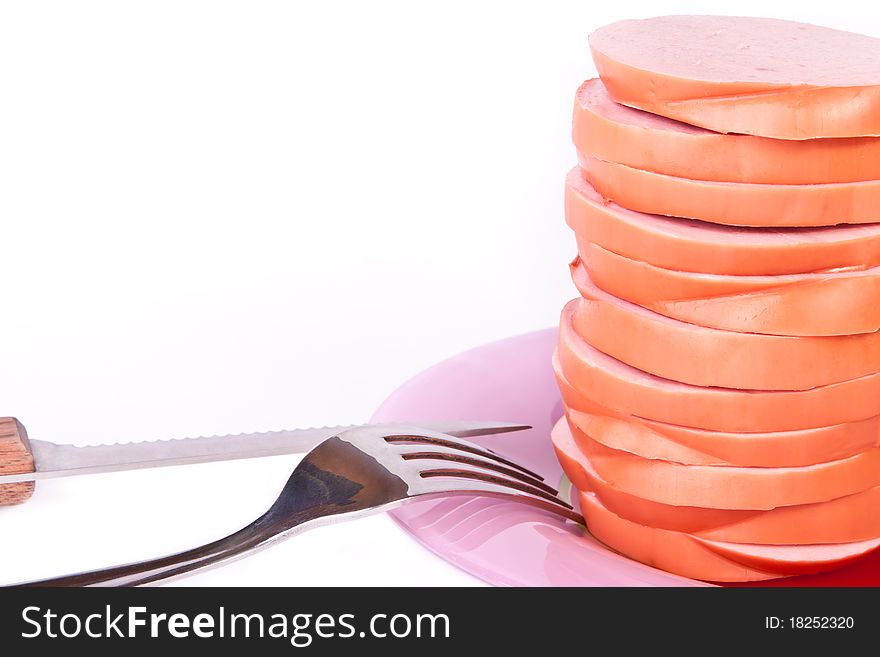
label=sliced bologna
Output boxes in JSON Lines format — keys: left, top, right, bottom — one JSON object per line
{"left": 589, "top": 16, "right": 880, "bottom": 139}
{"left": 578, "top": 490, "right": 781, "bottom": 582}
{"left": 583, "top": 486, "right": 880, "bottom": 581}
{"left": 568, "top": 408, "right": 741, "bottom": 466}
{"left": 564, "top": 169, "right": 880, "bottom": 275}
{"left": 568, "top": 285, "right": 880, "bottom": 390}
{"left": 693, "top": 489, "right": 880, "bottom": 545}
{"left": 579, "top": 154, "right": 880, "bottom": 227}
{"left": 575, "top": 247, "right": 880, "bottom": 337}
{"left": 564, "top": 406, "right": 880, "bottom": 469}
{"left": 554, "top": 358, "right": 880, "bottom": 468}
{"left": 576, "top": 428, "right": 880, "bottom": 510}
{"left": 552, "top": 416, "right": 753, "bottom": 530}
{"left": 551, "top": 419, "right": 880, "bottom": 544}
{"left": 573, "top": 78, "right": 880, "bottom": 184}
{"left": 693, "top": 537, "right": 880, "bottom": 577}
{"left": 556, "top": 302, "right": 880, "bottom": 432}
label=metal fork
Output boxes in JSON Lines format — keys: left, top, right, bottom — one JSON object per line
{"left": 17, "top": 424, "right": 582, "bottom": 586}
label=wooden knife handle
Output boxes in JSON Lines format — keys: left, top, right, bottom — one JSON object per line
{"left": 0, "top": 417, "right": 35, "bottom": 505}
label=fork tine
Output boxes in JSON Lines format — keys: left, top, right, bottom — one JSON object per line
{"left": 384, "top": 433, "right": 544, "bottom": 481}
{"left": 419, "top": 464, "right": 573, "bottom": 509}
{"left": 399, "top": 450, "right": 559, "bottom": 496}
{"left": 415, "top": 471, "right": 584, "bottom": 524}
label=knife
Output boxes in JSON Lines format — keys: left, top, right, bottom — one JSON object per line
{"left": 0, "top": 416, "right": 529, "bottom": 505}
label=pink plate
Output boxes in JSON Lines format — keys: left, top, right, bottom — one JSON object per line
{"left": 371, "top": 328, "right": 880, "bottom": 587}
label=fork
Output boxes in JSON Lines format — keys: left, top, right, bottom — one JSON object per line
{"left": 18, "top": 424, "right": 582, "bottom": 586}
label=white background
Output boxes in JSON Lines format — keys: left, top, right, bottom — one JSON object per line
{"left": 0, "top": 1, "right": 875, "bottom": 586}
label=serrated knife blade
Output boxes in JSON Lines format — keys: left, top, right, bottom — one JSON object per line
{"left": 0, "top": 421, "right": 529, "bottom": 485}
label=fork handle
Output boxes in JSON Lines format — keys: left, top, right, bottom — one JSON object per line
{"left": 0, "top": 418, "right": 35, "bottom": 506}
{"left": 13, "top": 459, "right": 382, "bottom": 586}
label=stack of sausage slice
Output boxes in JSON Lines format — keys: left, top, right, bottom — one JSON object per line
{"left": 554, "top": 16, "right": 880, "bottom": 582}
